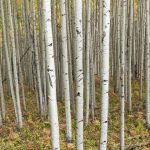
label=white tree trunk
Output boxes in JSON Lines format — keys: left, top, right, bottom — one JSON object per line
{"left": 43, "top": 0, "right": 60, "bottom": 149}
{"left": 8, "top": 0, "right": 23, "bottom": 128}
{"left": 146, "top": 0, "right": 150, "bottom": 128}
{"left": 0, "top": 65, "right": 5, "bottom": 120}
{"left": 100, "top": 0, "right": 110, "bottom": 149}
{"left": 74, "top": 0, "right": 84, "bottom": 149}
{"left": 13, "top": 0, "right": 26, "bottom": 111}
{"left": 120, "top": 0, "right": 127, "bottom": 149}
{"left": 1, "top": 0, "right": 18, "bottom": 126}
{"left": 85, "top": 0, "right": 91, "bottom": 126}
{"left": 128, "top": 0, "right": 133, "bottom": 112}
{"left": 60, "top": 0, "right": 72, "bottom": 143}
{"left": 32, "top": 0, "right": 44, "bottom": 117}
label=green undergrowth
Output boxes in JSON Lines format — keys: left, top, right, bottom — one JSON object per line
{"left": 0, "top": 79, "right": 149, "bottom": 150}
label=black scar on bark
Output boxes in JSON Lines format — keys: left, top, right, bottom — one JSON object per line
{"left": 77, "top": 92, "right": 80, "bottom": 96}
{"left": 48, "top": 43, "right": 52, "bottom": 46}
{"left": 76, "top": 29, "right": 81, "bottom": 34}
{"left": 78, "top": 120, "right": 83, "bottom": 123}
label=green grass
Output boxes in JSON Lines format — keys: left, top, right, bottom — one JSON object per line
{"left": 0, "top": 78, "right": 149, "bottom": 149}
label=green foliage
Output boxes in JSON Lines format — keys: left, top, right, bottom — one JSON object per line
{"left": 0, "top": 82, "right": 149, "bottom": 149}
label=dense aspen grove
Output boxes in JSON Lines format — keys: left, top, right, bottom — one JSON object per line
{"left": 0, "top": 0, "right": 150, "bottom": 149}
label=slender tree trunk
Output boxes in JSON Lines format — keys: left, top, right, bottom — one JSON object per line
{"left": 128, "top": 0, "right": 134, "bottom": 112}
{"left": 13, "top": 0, "right": 26, "bottom": 111}
{"left": 60, "top": 0, "right": 72, "bottom": 143}
{"left": 8, "top": 0, "right": 23, "bottom": 128}
{"left": 74, "top": 0, "right": 84, "bottom": 149}
{"left": 32, "top": 0, "right": 44, "bottom": 117}
{"left": 120, "top": 0, "right": 127, "bottom": 149}
{"left": 85, "top": 0, "right": 91, "bottom": 126}
{"left": 43, "top": 0, "right": 60, "bottom": 149}
{"left": 146, "top": 0, "right": 150, "bottom": 128}
{"left": 0, "top": 65, "right": 5, "bottom": 120}
{"left": 100, "top": 0, "right": 110, "bottom": 149}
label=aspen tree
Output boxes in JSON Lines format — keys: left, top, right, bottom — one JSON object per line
{"left": 100, "top": 0, "right": 110, "bottom": 149}
{"left": 74, "top": 0, "right": 84, "bottom": 149}
{"left": 116, "top": 0, "right": 121, "bottom": 93}
{"left": 146, "top": 0, "right": 150, "bottom": 128}
{"left": 12, "top": 0, "right": 26, "bottom": 111}
{"left": 37, "top": 0, "right": 47, "bottom": 114}
{"left": 1, "top": 0, "right": 22, "bottom": 128}
{"left": 60, "top": 0, "right": 72, "bottom": 143}
{"left": 32, "top": 0, "right": 44, "bottom": 117}
{"left": 66, "top": 0, "right": 76, "bottom": 113}
{"left": 85, "top": 0, "right": 91, "bottom": 126}
{"left": 0, "top": 65, "right": 5, "bottom": 120}
{"left": 43, "top": 0, "right": 60, "bottom": 149}
{"left": 8, "top": 0, "right": 23, "bottom": 128}
{"left": 120, "top": 0, "right": 127, "bottom": 149}
{"left": 139, "top": 1, "right": 145, "bottom": 100}
{"left": 128, "top": 0, "right": 134, "bottom": 112}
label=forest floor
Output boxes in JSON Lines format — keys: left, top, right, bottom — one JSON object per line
{"left": 0, "top": 77, "right": 150, "bottom": 150}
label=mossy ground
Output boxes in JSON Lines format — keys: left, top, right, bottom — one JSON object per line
{"left": 0, "top": 77, "right": 149, "bottom": 150}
